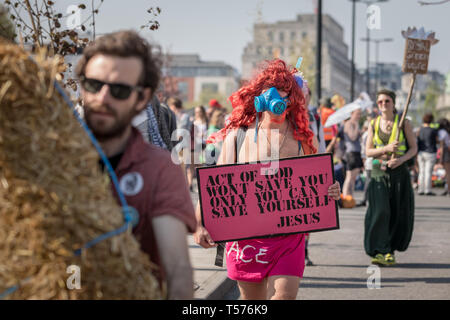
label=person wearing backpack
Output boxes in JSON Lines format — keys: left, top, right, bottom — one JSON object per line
{"left": 193, "top": 59, "right": 340, "bottom": 300}
{"left": 364, "top": 89, "right": 417, "bottom": 266}
{"left": 417, "top": 113, "right": 438, "bottom": 196}
{"left": 133, "top": 95, "right": 177, "bottom": 151}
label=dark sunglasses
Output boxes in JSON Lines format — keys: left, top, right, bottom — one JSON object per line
{"left": 377, "top": 99, "right": 392, "bottom": 105}
{"left": 80, "top": 76, "right": 143, "bottom": 100}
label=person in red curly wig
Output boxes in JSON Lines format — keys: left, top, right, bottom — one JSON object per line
{"left": 206, "top": 59, "right": 316, "bottom": 151}
{"left": 194, "top": 59, "right": 340, "bottom": 300}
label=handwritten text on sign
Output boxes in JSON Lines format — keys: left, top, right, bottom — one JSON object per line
{"left": 402, "top": 38, "right": 430, "bottom": 74}
{"left": 197, "top": 154, "right": 339, "bottom": 242}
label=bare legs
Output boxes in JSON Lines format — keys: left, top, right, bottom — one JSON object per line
{"left": 237, "top": 276, "right": 300, "bottom": 300}
{"left": 444, "top": 162, "right": 450, "bottom": 194}
{"left": 343, "top": 168, "right": 360, "bottom": 197}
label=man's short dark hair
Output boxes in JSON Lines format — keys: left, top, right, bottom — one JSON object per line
{"left": 76, "top": 30, "right": 160, "bottom": 96}
{"left": 167, "top": 97, "right": 183, "bottom": 110}
{"left": 423, "top": 113, "right": 434, "bottom": 124}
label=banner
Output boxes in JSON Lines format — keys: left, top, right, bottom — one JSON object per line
{"left": 402, "top": 38, "right": 430, "bottom": 74}
{"left": 197, "top": 153, "right": 339, "bottom": 242}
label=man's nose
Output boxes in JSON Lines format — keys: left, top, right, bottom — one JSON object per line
{"left": 95, "top": 84, "right": 113, "bottom": 104}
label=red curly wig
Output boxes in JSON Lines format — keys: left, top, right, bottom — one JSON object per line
{"left": 208, "top": 59, "right": 316, "bottom": 154}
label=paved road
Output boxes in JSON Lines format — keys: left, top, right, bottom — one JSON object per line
{"left": 190, "top": 186, "right": 450, "bottom": 300}
{"left": 297, "top": 190, "right": 450, "bottom": 300}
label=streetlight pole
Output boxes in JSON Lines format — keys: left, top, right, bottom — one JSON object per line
{"left": 361, "top": 37, "right": 393, "bottom": 93}
{"left": 374, "top": 38, "right": 393, "bottom": 92}
{"left": 366, "top": 21, "right": 370, "bottom": 96}
{"left": 316, "top": 0, "right": 322, "bottom": 106}
{"left": 352, "top": 0, "right": 389, "bottom": 98}
{"left": 350, "top": 0, "right": 356, "bottom": 101}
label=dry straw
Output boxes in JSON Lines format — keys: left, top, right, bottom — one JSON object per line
{"left": 0, "top": 40, "right": 163, "bottom": 299}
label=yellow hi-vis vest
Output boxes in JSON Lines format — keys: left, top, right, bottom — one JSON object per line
{"left": 372, "top": 114, "right": 407, "bottom": 156}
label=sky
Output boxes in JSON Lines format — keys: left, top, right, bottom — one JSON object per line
{"left": 52, "top": 0, "right": 449, "bottom": 75}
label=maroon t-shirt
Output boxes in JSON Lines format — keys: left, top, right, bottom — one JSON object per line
{"left": 110, "top": 128, "right": 196, "bottom": 282}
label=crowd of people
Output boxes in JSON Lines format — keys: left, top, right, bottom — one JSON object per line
{"left": 55, "top": 30, "right": 449, "bottom": 299}
{"left": 314, "top": 96, "right": 450, "bottom": 206}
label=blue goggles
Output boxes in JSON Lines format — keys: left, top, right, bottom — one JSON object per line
{"left": 254, "top": 87, "right": 289, "bottom": 115}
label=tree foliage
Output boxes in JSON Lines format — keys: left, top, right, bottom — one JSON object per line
{"left": 2, "top": 0, "right": 161, "bottom": 92}
{"left": 3, "top": 0, "right": 98, "bottom": 55}
{"left": 288, "top": 36, "right": 317, "bottom": 105}
{"left": 422, "top": 80, "right": 443, "bottom": 118}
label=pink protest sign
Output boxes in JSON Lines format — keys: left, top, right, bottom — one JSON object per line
{"left": 197, "top": 153, "right": 339, "bottom": 242}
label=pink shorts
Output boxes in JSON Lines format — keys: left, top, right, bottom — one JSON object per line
{"left": 225, "top": 234, "right": 305, "bottom": 282}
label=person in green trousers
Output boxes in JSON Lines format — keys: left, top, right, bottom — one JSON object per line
{"left": 364, "top": 89, "right": 418, "bottom": 266}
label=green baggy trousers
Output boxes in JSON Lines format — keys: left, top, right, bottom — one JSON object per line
{"left": 364, "top": 163, "right": 415, "bottom": 257}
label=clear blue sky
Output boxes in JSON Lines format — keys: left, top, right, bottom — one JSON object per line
{"left": 55, "top": 0, "right": 449, "bottom": 75}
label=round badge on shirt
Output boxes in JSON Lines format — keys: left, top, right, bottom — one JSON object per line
{"left": 119, "top": 172, "right": 144, "bottom": 196}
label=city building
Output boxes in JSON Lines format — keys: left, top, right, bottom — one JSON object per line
{"left": 161, "top": 54, "right": 239, "bottom": 105}
{"left": 436, "top": 72, "right": 450, "bottom": 119}
{"left": 242, "top": 13, "right": 364, "bottom": 103}
{"left": 368, "top": 62, "right": 403, "bottom": 93}
{"left": 397, "top": 70, "right": 446, "bottom": 125}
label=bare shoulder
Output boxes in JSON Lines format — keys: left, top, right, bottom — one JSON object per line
{"left": 403, "top": 118, "right": 413, "bottom": 130}
{"left": 403, "top": 119, "right": 416, "bottom": 141}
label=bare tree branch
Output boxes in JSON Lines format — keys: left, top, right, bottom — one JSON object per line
{"left": 418, "top": 0, "right": 450, "bottom": 5}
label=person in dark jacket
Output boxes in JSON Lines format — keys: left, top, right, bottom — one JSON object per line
{"left": 417, "top": 113, "right": 438, "bottom": 196}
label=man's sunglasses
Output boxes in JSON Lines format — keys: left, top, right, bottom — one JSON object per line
{"left": 80, "top": 76, "right": 143, "bottom": 100}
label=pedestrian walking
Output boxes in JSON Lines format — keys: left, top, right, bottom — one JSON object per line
{"left": 319, "top": 97, "right": 337, "bottom": 148}
{"left": 357, "top": 121, "right": 372, "bottom": 207}
{"left": 167, "top": 97, "right": 192, "bottom": 133}
{"left": 437, "top": 118, "right": 450, "bottom": 196}
{"left": 364, "top": 89, "right": 418, "bottom": 266}
{"left": 342, "top": 108, "right": 363, "bottom": 200}
{"left": 207, "top": 98, "right": 224, "bottom": 121}
{"left": 167, "top": 97, "right": 193, "bottom": 189}
{"left": 192, "top": 105, "right": 208, "bottom": 166}
{"left": 205, "top": 108, "right": 225, "bottom": 165}
{"left": 193, "top": 59, "right": 341, "bottom": 300}
{"left": 76, "top": 30, "right": 196, "bottom": 298}
{"left": 417, "top": 113, "right": 438, "bottom": 196}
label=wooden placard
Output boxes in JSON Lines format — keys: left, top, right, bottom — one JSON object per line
{"left": 402, "top": 38, "right": 431, "bottom": 74}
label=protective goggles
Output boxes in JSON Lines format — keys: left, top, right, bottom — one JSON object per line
{"left": 80, "top": 76, "right": 143, "bottom": 100}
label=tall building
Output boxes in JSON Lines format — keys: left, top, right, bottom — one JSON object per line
{"left": 436, "top": 72, "right": 450, "bottom": 119}
{"left": 161, "top": 54, "right": 239, "bottom": 104}
{"left": 242, "top": 14, "right": 363, "bottom": 103}
{"left": 367, "top": 63, "right": 403, "bottom": 93}
{"left": 397, "top": 70, "right": 446, "bottom": 125}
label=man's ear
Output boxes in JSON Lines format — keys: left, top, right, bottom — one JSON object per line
{"left": 136, "top": 88, "right": 152, "bottom": 113}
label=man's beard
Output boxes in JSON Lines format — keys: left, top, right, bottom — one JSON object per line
{"left": 83, "top": 102, "right": 139, "bottom": 142}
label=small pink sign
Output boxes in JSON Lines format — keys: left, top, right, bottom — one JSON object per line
{"left": 197, "top": 153, "right": 339, "bottom": 242}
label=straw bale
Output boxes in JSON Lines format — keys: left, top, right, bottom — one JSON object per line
{"left": 0, "top": 40, "right": 163, "bottom": 299}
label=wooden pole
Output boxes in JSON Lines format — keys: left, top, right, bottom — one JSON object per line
{"left": 391, "top": 72, "right": 416, "bottom": 159}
